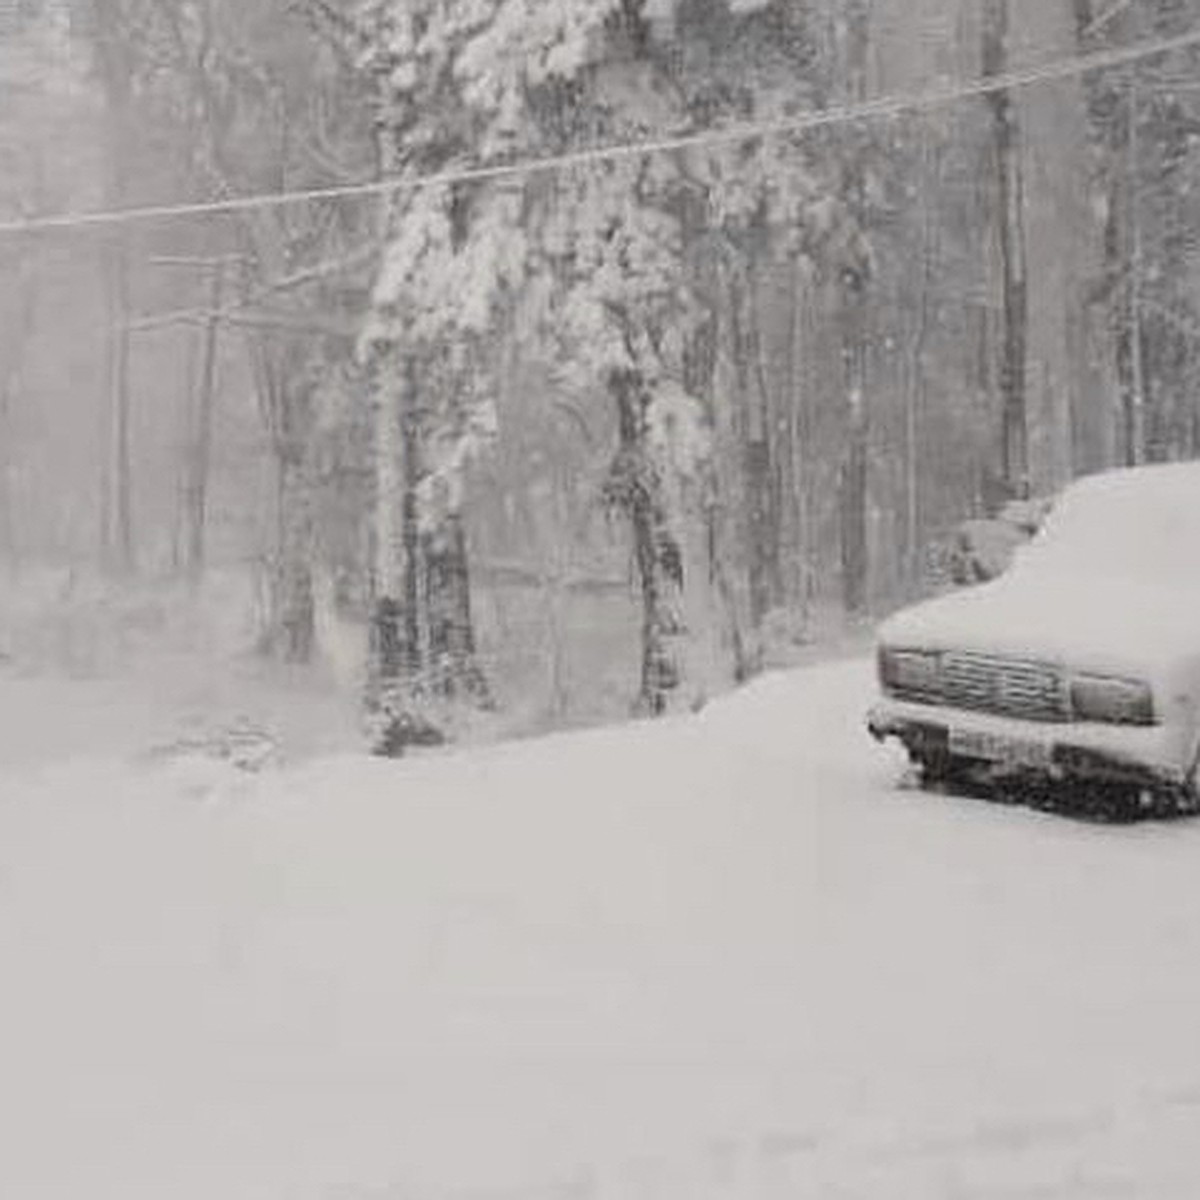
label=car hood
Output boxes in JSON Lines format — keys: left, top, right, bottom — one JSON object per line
{"left": 879, "top": 569, "right": 1200, "bottom": 679}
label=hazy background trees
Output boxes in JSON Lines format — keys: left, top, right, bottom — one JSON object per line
{"left": 3, "top": 0, "right": 1200, "bottom": 744}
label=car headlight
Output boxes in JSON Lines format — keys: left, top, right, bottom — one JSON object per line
{"left": 1068, "top": 673, "right": 1155, "bottom": 726}
{"left": 878, "top": 646, "right": 942, "bottom": 698}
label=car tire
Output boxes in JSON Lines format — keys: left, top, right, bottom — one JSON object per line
{"left": 1082, "top": 782, "right": 1145, "bottom": 823}
{"left": 1147, "top": 778, "right": 1200, "bottom": 819}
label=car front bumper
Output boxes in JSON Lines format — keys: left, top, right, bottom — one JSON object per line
{"left": 868, "top": 696, "right": 1197, "bottom": 790}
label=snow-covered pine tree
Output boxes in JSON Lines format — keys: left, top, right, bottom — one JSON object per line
{"left": 496, "top": 0, "right": 849, "bottom": 711}
{"left": 354, "top": 0, "right": 537, "bottom": 747}
{"left": 356, "top": 0, "right": 862, "bottom": 720}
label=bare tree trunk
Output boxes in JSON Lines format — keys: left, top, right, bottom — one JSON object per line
{"left": 607, "top": 367, "right": 685, "bottom": 717}
{"left": 839, "top": 390, "right": 869, "bottom": 617}
{"left": 183, "top": 262, "right": 224, "bottom": 581}
{"left": 0, "top": 379, "right": 15, "bottom": 577}
{"left": 272, "top": 448, "right": 315, "bottom": 663}
{"left": 364, "top": 117, "right": 445, "bottom": 752}
{"left": 730, "top": 273, "right": 780, "bottom": 628}
{"left": 249, "top": 342, "right": 317, "bottom": 663}
{"left": 1123, "top": 73, "right": 1146, "bottom": 466}
{"left": 368, "top": 351, "right": 474, "bottom": 754}
{"left": 836, "top": 213, "right": 872, "bottom": 617}
{"left": 983, "top": 0, "right": 1030, "bottom": 500}
{"left": 747, "top": 279, "right": 785, "bottom": 626}
{"left": 368, "top": 349, "right": 406, "bottom": 677}
{"left": 106, "top": 237, "right": 134, "bottom": 574}
{"left": 1105, "top": 161, "right": 1140, "bottom": 467}
{"left": 398, "top": 370, "right": 423, "bottom": 677}
{"left": 91, "top": 1, "right": 137, "bottom": 576}
{"left": 905, "top": 127, "right": 941, "bottom": 590}
{"left": 423, "top": 512, "right": 491, "bottom": 704}
{"left": 788, "top": 260, "right": 818, "bottom": 622}
{"left": 171, "top": 317, "right": 201, "bottom": 573}
{"left": 686, "top": 284, "right": 751, "bottom": 685}
{"left": 782, "top": 265, "right": 806, "bottom": 614}
{"left": 256, "top": 346, "right": 319, "bottom": 664}
{"left": 368, "top": 360, "right": 417, "bottom": 699}
{"left": 0, "top": 249, "right": 35, "bottom": 578}
{"left": 367, "top": 353, "right": 422, "bottom": 687}
{"left": 839, "top": 0, "right": 871, "bottom": 618}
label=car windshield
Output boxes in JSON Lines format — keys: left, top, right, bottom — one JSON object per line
{"left": 1017, "top": 467, "right": 1200, "bottom": 585}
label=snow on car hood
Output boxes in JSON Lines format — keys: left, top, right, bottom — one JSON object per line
{"left": 878, "top": 566, "right": 1200, "bottom": 680}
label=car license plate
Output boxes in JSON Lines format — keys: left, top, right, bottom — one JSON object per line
{"left": 948, "top": 728, "right": 1051, "bottom": 767}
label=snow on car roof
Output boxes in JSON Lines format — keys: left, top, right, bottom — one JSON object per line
{"left": 1024, "top": 460, "right": 1200, "bottom": 582}
{"left": 879, "top": 461, "right": 1200, "bottom": 674}
{"left": 1060, "top": 459, "right": 1200, "bottom": 504}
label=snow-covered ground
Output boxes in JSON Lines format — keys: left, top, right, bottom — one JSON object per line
{"left": 4, "top": 657, "right": 1200, "bottom": 1198}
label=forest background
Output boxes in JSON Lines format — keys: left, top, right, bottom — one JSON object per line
{"left": 3, "top": 0, "right": 1200, "bottom": 748}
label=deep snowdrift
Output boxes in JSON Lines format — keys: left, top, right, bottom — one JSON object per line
{"left": 4, "top": 659, "right": 1200, "bottom": 1198}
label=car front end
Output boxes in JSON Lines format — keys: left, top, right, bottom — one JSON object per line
{"left": 868, "top": 643, "right": 1197, "bottom": 794}
{"left": 869, "top": 465, "right": 1200, "bottom": 815}
{"left": 866, "top": 573, "right": 1200, "bottom": 814}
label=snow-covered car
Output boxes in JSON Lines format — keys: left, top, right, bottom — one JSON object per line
{"left": 868, "top": 461, "right": 1200, "bottom": 817}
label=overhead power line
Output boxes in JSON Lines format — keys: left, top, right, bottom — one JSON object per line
{"left": 3, "top": 25, "right": 1200, "bottom": 239}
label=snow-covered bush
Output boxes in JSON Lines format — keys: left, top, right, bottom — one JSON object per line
{"left": 944, "top": 496, "right": 1054, "bottom": 586}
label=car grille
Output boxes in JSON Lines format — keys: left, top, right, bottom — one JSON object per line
{"left": 890, "top": 652, "right": 1068, "bottom": 722}
{"left": 940, "top": 652, "right": 1067, "bottom": 722}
